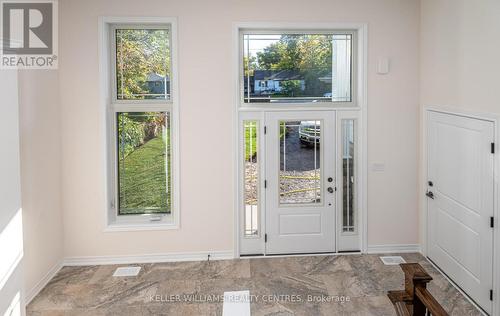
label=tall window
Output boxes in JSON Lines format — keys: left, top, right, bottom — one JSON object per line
{"left": 242, "top": 32, "right": 354, "bottom": 104}
{"left": 108, "top": 23, "right": 175, "bottom": 225}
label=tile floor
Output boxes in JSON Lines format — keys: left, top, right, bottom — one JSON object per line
{"left": 27, "top": 253, "right": 482, "bottom": 315}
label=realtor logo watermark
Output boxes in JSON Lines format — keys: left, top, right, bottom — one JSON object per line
{"left": 1, "top": 0, "right": 58, "bottom": 69}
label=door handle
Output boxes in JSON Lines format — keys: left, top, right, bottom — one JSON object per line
{"left": 327, "top": 187, "right": 334, "bottom": 194}
{"left": 426, "top": 191, "right": 434, "bottom": 199}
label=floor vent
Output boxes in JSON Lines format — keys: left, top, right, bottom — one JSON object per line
{"left": 113, "top": 266, "right": 141, "bottom": 277}
{"left": 223, "top": 290, "right": 250, "bottom": 316}
{"left": 380, "top": 256, "right": 406, "bottom": 265}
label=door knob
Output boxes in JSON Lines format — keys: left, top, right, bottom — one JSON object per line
{"left": 426, "top": 191, "right": 434, "bottom": 199}
{"left": 327, "top": 187, "right": 334, "bottom": 193}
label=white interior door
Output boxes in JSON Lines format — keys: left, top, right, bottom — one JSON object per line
{"left": 427, "top": 111, "right": 494, "bottom": 314}
{"left": 265, "top": 111, "right": 336, "bottom": 254}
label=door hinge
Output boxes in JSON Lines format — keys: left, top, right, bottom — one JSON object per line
{"left": 264, "top": 233, "right": 267, "bottom": 243}
{"left": 264, "top": 126, "right": 267, "bottom": 134}
{"left": 490, "top": 289, "right": 493, "bottom": 301}
{"left": 491, "top": 217, "right": 495, "bottom": 228}
{"left": 492, "top": 143, "right": 495, "bottom": 154}
{"left": 264, "top": 180, "right": 267, "bottom": 188}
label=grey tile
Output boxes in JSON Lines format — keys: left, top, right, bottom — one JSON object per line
{"left": 250, "top": 255, "right": 352, "bottom": 279}
{"left": 27, "top": 253, "right": 482, "bottom": 316}
{"left": 318, "top": 271, "right": 390, "bottom": 298}
{"left": 336, "top": 295, "right": 397, "bottom": 316}
{"left": 139, "top": 258, "right": 251, "bottom": 282}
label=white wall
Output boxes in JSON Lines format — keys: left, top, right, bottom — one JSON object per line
{"left": 420, "top": 0, "right": 500, "bottom": 114}
{"left": 18, "top": 71, "right": 64, "bottom": 300}
{"left": 419, "top": 0, "right": 500, "bottom": 245}
{"left": 55, "top": 0, "right": 419, "bottom": 259}
{"left": 419, "top": 0, "right": 500, "bottom": 306}
{"left": 0, "top": 70, "right": 25, "bottom": 315}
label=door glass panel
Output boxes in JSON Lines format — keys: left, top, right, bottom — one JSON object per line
{"left": 244, "top": 121, "right": 259, "bottom": 236}
{"left": 279, "top": 120, "right": 321, "bottom": 205}
{"left": 342, "top": 119, "right": 355, "bottom": 232}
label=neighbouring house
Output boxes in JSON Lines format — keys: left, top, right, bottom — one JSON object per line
{"left": 253, "top": 70, "right": 305, "bottom": 95}
{"left": 146, "top": 72, "right": 170, "bottom": 98}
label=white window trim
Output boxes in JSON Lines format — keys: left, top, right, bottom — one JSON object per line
{"left": 238, "top": 26, "right": 359, "bottom": 109}
{"left": 98, "top": 16, "right": 180, "bottom": 231}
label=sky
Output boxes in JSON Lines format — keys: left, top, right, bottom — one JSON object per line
{"left": 243, "top": 34, "right": 281, "bottom": 58}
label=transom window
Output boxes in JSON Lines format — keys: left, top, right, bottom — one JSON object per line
{"left": 242, "top": 31, "right": 354, "bottom": 105}
{"left": 106, "top": 22, "right": 177, "bottom": 228}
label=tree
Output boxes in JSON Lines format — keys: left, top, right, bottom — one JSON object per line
{"left": 116, "top": 29, "right": 170, "bottom": 99}
{"left": 254, "top": 35, "right": 333, "bottom": 96}
{"left": 280, "top": 80, "right": 302, "bottom": 97}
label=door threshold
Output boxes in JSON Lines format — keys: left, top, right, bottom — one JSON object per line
{"left": 239, "top": 251, "right": 361, "bottom": 259}
{"left": 240, "top": 253, "right": 265, "bottom": 257}
{"left": 266, "top": 251, "right": 336, "bottom": 257}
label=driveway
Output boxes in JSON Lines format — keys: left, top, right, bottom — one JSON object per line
{"left": 280, "top": 125, "right": 320, "bottom": 172}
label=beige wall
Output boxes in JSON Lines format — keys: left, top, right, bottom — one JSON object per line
{"left": 18, "top": 71, "right": 64, "bottom": 297}
{"left": 419, "top": 0, "right": 500, "bottom": 248}
{"left": 55, "top": 0, "right": 420, "bottom": 258}
{"left": 420, "top": 0, "right": 500, "bottom": 114}
{"left": 0, "top": 70, "right": 25, "bottom": 316}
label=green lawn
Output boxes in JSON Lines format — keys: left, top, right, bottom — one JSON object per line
{"left": 244, "top": 121, "right": 287, "bottom": 161}
{"left": 118, "top": 134, "right": 171, "bottom": 214}
{"left": 244, "top": 122, "right": 258, "bottom": 161}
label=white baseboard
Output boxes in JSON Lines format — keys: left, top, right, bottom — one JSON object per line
{"left": 26, "top": 260, "right": 63, "bottom": 304}
{"left": 62, "top": 250, "right": 235, "bottom": 266}
{"left": 366, "top": 244, "right": 421, "bottom": 254}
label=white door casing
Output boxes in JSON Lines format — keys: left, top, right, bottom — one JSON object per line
{"left": 265, "top": 111, "right": 336, "bottom": 254}
{"left": 427, "top": 111, "right": 494, "bottom": 314}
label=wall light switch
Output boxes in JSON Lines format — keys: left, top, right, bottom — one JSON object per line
{"left": 371, "top": 163, "right": 385, "bottom": 172}
{"left": 377, "top": 58, "right": 390, "bottom": 74}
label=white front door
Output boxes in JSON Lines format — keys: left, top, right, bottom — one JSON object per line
{"left": 265, "top": 111, "right": 336, "bottom": 254}
{"left": 427, "top": 111, "right": 494, "bottom": 314}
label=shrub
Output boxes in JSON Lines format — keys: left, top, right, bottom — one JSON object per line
{"left": 118, "top": 114, "right": 146, "bottom": 158}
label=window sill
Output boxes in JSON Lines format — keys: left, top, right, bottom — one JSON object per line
{"left": 104, "top": 216, "right": 178, "bottom": 232}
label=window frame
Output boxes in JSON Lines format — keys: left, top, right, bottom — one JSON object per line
{"left": 101, "top": 17, "right": 179, "bottom": 231}
{"left": 239, "top": 29, "right": 358, "bottom": 108}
